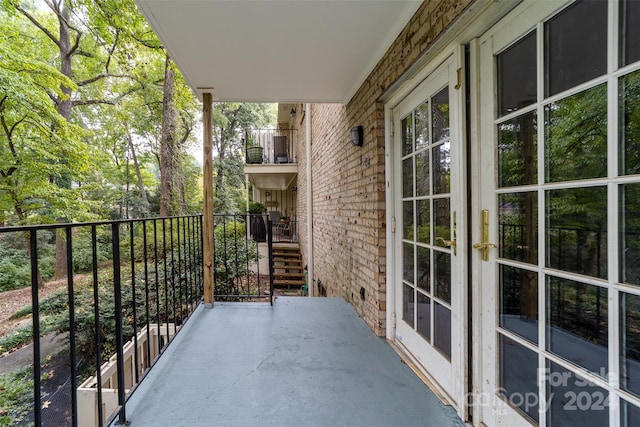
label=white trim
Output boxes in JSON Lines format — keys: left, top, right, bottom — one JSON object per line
{"left": 305, "top": 103, "right": 314, "bottom": 297}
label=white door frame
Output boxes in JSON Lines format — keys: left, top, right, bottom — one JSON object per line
{"left": 385, "top": 46, "right": 468, "bottom": 419}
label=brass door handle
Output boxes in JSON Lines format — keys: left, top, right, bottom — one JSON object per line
{"left": 435, "top": 211, "right": 456, "bottom": 256}
{"left": 437, "top": 237, "right": 457, "bottom": 247}
{"left": 472, "top": 242, "right": 497, "bottom": 250}
{"left": 473, "top": 209, "right": 497, "bottom": 261}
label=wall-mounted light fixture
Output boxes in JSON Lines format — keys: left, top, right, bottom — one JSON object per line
{"left": 350, "top": 125, "right": 363, "bottom": 147}
{"left": 290, "top": 107, "right": 297, "bottom": 117}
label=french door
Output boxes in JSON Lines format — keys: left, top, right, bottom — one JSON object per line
{"left": 477, "top": 1, "right": 640, "bottom": 426}
{"left": 392, "top": 54, "right": 466, "bottom": 412}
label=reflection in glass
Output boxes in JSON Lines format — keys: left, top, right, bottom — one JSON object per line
{"left": 545, "top": 84, "right": 607, "bottom": 183}
{"left": 547, "top": 276, "right": 608, "bottom": 375}
{"left": 545, "top": 0, "right": 607, "bottom": 97}
{"left": 621, "top": 184, "right": 640, "bottom": 286}
{"left": 620, "top": 0, "right": 640, "bottom": 67}
{"left": 433, "top": 142, "right": 450, "bottom": 194}
{"left": 546, "top": 187, "right": 607, "bottom": 279}
{"left": 415, "top": 102, "right": 429, "bottom": 151}
{"left": 498, "top": 31, "right": 536, "bottom": 116}
{"left": 546, "top": 360, "right": 609, "bottom": 427}
{"left": 434, "top": 302, "right": 451, "bottom": 360}
{"left": 621, "top": 292, "right": 640, "bottom": 397}
{"left": 403, "top": 242, "right": 414, "bottom": 284}
{"left": 500, "top": 265, "right": 538, "bottom": 344}
{"left": 403, "top": 284, "right": 414, "bottom": 327}
{"left": 432, "top": 87, "right": 450, "bottom": 142}
{"left": 498, "top": 112, "right": 537, "bottom": 187}
{"left": 499, "top": 335, "right": 539, "bottom": 423}
{"left": 622, "top": 399, "right": 640, "bottom": 427}
{"left": 499, "top": 192, "right": 538, "bottom": 264}
{"left": 416, "top": 150, "right": 430, "bottom": 196}
{"left": 416, "top": 200, "right": 430, "bottom": 244}
{"left": 434, "top": 198, "right": 450, "bottom": 248}
{"left": 417, "top": 292, "right": 431, "bottom": 340}
{"left": 402, "top": 201, "right": 414, "bottom": 241}
{"left": 417, "top": 246, "right": 430, "bottom": 292}
{"left": 402, "top": 113, "right": 413, "bottom": 156}
{"left": 403, "top": 157, "right": 413, "bottom": 198}
{"left": 434, "top": 251, "right": 451, "bottom": 304}
{"left": 620, "top": 70, "right": 640, "bottom": 176}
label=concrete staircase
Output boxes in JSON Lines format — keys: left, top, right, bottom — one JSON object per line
{"left": 272, "top": 243, "right": 304, "bottom": 289}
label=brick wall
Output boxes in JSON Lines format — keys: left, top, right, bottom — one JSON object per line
{"left": 296, "top": 0, "right": 473, "bottom": 336}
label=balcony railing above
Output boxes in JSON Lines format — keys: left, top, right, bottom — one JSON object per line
{"left": 245, "top": 128, "right": 296, "bottom": 165}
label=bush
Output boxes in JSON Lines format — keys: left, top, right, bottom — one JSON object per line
{"left": 0, "top": 230, "right": 55, "bottom": 292}
{"left": 0, "top": 368, "right": 33, "bottom": 426}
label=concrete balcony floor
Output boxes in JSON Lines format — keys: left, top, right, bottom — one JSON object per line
{"left": 113, "top": 297, "right": 464, "bottom": 427}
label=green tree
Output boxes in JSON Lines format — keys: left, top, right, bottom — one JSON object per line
{"left": 212, "top": 103, "right": 275, "bottom": 213}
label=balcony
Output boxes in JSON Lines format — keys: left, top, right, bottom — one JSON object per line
{"left": 244, "top": 128, "right": 298, "bottom": 191}
{"left": 0, "top": 215, "right": 463, "bottom": 426}
{"left": 111, "top": 297, "right": 463, "bottom": 427}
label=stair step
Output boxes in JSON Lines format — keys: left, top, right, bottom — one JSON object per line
{"left": 273, "top": 252, "right": 301, "bottom": 258}
{"left": 273, "top": 272, "right": 304, "bottom": 278}
{"left": 273, "top": 279, "right": 305, "bottom": 287}
{"left": 273, "top": 260, "right": 302, "bottom": 266}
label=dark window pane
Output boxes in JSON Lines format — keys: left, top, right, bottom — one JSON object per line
{"left": 546, "top": 360, "right": 609, "bottom": 427}
{"left": 402, "top": 113, "right": 413, "bottom": 156}
{"left": 621, "top": 292, "right": 640, "bottom": 397}
{"left": 500, "top": 265, "right": 538, "bottom": 344}
{"left": 622, "top": 399, "right": 640, "bottom": 427}
{"left": 499, "top": 335, "right": 539, "bottom": 423}
{"left": 403, "top": 157, "right": 413, "bottom": 198}
{"left": 432, "top": 142, "right": 450, "bottom": 194}
{"left": 434, "top": 302, "right": 451, "bottom": 360}
{"left": 498, "top": 31, "right": 537, "bottom": 116}
{"left": 621, "top": 0, "right": 640, "bottom": 67}
{"left": 403, "top": 242, "right": 414, "bottom": 284}
{"left": 547, "top": 276, "right": 608, "bottom": 375}
{"left": 417, "top": 246, "right": 430, "bottom": 292}
{"left": 499, "top": 192, "right": 538, "bottom": 264}
{"left": 402, "top": 201, "right": 413, "bottom": 241}
{"left": 545, "top": 84, "right": 607, "bottom": 183}
{"left": 434, "top": 198, "right": 450, "bottom": 248}
{"left": 498, "top": 112, "right": 537, "bottom": 187}
{"left": 620, "top": 70, "right": 640, "bottom": 176}
{"left": 546, "top": 187, "right": 608, "bottom": 279}
{"left": 545, "top": 0, "right": 607, "bottom": 96}
{"left": 416, "top": 200, "right": 430, "bottom": 244}
{"left": 417, "top": 292, "right": 431, "bottom": 341}
{"left": 432, "top": 87, "right": 450, "bottom": 142}
{"left": 621, "top": 184, "right": 640, "bottom": 286}
{"left": 415, "top": 102, "right": 429, "bottom": 151}
{"left": 416, "top": 150, "right": 430, "bottom": 196}
{"left": 403, "top": 284, "right": 414, "bottom": 327}
{"left": 434, "top": 251, "right": 451, "bottom": 304}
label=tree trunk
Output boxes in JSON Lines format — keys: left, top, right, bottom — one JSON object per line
{"left": 127, "top": 131, "right": 149, "bottom": 206}
{"left": 14, "top": 205, "right": 44, "bottom": 288}
{"left": 52, "top": 3, "right": 74, "bottom": 281}
{"left": 159, "top": 55, "right": 177, "bottom": 217}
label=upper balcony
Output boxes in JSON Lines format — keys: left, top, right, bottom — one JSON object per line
{"left": 244, "top": 128, "right": 298, "bottom": 191}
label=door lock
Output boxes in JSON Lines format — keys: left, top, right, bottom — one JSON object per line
{"left": 473, "top": 209, "right": 497, "bottom": 261}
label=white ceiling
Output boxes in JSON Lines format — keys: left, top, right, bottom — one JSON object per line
{"left": 135, "top": 0, "right": 422, "bottom": 103}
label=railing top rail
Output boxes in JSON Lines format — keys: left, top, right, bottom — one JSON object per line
{"left": 0, "top": 214, "right": 204, "bottom": 234}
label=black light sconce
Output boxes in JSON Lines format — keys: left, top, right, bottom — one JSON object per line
{"left": 290, "top": 107, "right": 297, "bottom": 117}
{"left": 350, "top": 125, "right": 363, "bottom": 147}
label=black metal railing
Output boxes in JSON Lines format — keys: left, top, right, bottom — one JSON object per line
{"left": 244, "top": 128, "right": 296, "bottom": 165}
{"left": 0, "top": 215, "right": 203, "bottom": 427}
{"left": 213, "top": 214, "right": 274, "bottom": 303}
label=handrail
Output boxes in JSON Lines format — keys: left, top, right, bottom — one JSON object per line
{"left": 0, "top": 215, "right": 204, "bottom": 427}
